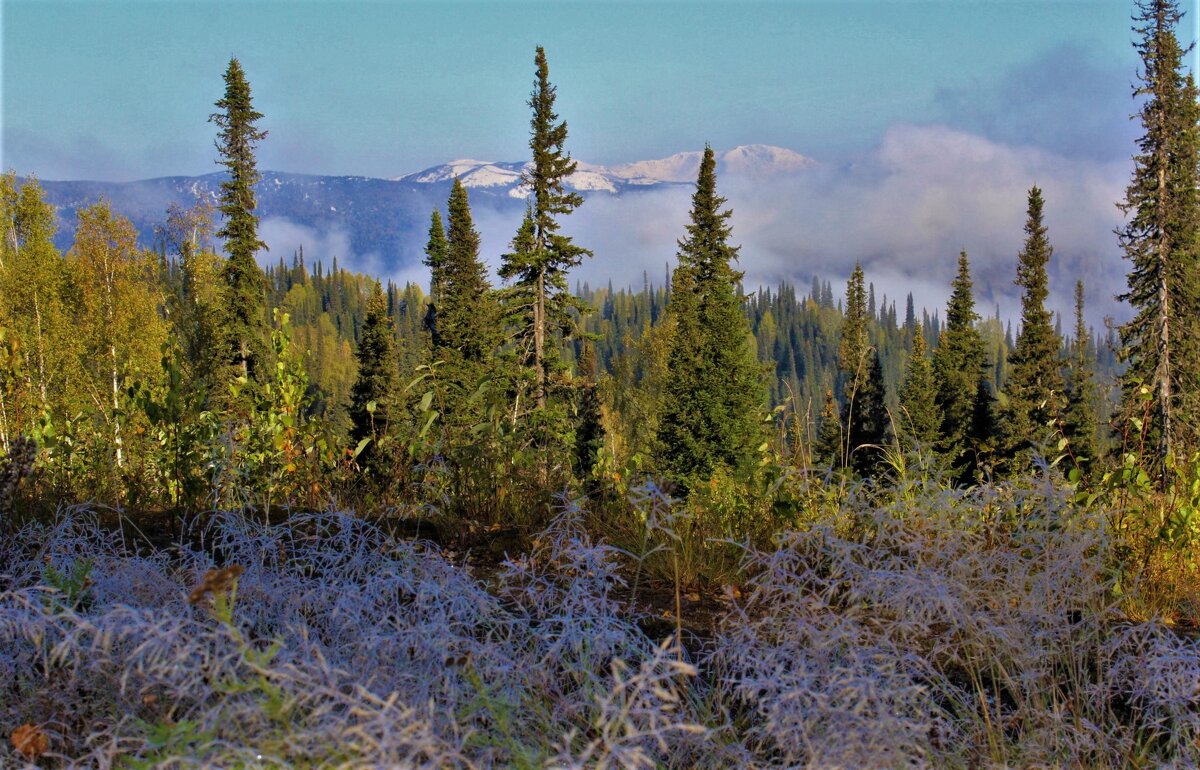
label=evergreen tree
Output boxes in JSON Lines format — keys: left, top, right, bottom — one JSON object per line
{"left": 657, "top": 146, "right": 764, "bottom": 486}
{"left": 1117, "top": 0, "right": 1200, "bottom": 469}
{"left": 423, "top": 209, "right": 447, "bottom": 349}
{"left": 899, "top": 322, "right": 940, "bottom": 454}
{"left": 1064, "top": 280, "right": 1100, "bottom": 476}
{"left": 813, "top": 385, "right": 842, "bottom": 470}
{"left": 933, "top": 251, "right": 991, "bottom": 483}
{"left": 441, "top": 179, "right": 498, "bottom": 362}
{"left": 349, "top": 282, "right": 399, "bottom": 472}
{"left": 210, "top": 57, "right": 269, "bottom": 389}
{"left": 837, "top": 263, "right": 889, "bottom": 475}
{"left": 499, "top": 46, "right": 592, "bottom": 414}
{"left": 573, "top": 340, "right": 604, "bottom": 490}
{"left": 1001, "top": 186, "right": 1064, "bottom": 470}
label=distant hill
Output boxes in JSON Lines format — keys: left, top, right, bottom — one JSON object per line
{"left": 34, "top": 145, "right": 816, "bottom": 270}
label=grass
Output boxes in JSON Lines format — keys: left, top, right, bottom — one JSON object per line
{"left": 1, "top": 473, "right": 1198, "bottom": 768}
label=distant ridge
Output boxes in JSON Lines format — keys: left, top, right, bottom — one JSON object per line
{"left": 32, "top": 144, "right": 817, "bottom": 270}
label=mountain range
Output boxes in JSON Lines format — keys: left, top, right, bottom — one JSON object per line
{"left": 34, "top": 145, "right": 816, "bottom": 269}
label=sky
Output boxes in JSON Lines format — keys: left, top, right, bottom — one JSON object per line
{"left": 3, "top": 0, "right": 1198, "bottom": 326}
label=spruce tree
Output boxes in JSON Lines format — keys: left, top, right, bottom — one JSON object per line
{"left": 656, "top": 146, "right": 764, "bottom": 486}
{"left": 210, "top": 57, "right": 269, "bottom": 389}
{"left": 349, "top": 282, "right": 399, "bottom": 472}
{"left": 837, "top": 263, "right": 889, "bottom": 475}
{"left": 1001, "top": 186, "right": 1064, "bottom": 471}
{"left": 814, "top": 385, "right": 842, "bottom": 470}
{"left": 434, "top": 179, "right": 500, "bottom": 422}
{"left": 423, "top": 209, "right": 447, "bottom": 349}
{"left": 1117, "top": 0, "right": 1200, "bottom": 469}
{"left": 573, "top": 340, "right": 605, "bottom": 490}
{"left": 933, "top": 251, "right": 991, "bottom": 483}
{"left": 499, "top": 46, "right": 592, "bottom": 414}
{"left": 899, "top": 322, "right": 940, "bottom": 454}
{"left": 1064, "top": 280, "right": 1100, "bottom": 476}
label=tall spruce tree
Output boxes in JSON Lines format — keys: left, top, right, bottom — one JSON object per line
{"left": 814, "top": 385, "right": 843, "bottom": 469}
{"left": 1001, "top": 186, "right": 1064, "bottom": 471}
{"left": 1064, "top": 281, "right": 1100, "bottom": 476}
{"left": 656, "top": 146, "right": 764, "bottom": 486}
{"left": 499, "top": 46, "right": 592, "bottom": 415}
{"left": 349, "top": 282, "right": 399, "bottom": 472}
{"left": 210, "top": 57, "right": 269, "bottom": 389}
{"left": 899, "top": 322, "right": 940, "bottom": 454}
{"left": 1117, "top": 0, "right": 1200, "bottom": 469}
{"left": 933, "top": 251, "right": 992, "bottom": 483}
{"left": 837, "top": 263, "right": 889, "bottom": 476}
{"left": 423, "top": 209, "right": 448, "bottom": 349}
{"left": 435, "top": 179, "right": 500, "bottom": 422}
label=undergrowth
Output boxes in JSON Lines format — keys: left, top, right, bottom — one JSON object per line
{"left": 0, "top": 475, "right": 1197, "bottom": 768}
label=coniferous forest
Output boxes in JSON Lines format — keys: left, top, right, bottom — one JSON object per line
{"left": 2, "top": 2, "right": 1200, "bottom": 767}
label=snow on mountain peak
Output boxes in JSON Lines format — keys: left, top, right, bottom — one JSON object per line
{"left": 398, "top": 145, "right": 815, "bottom": 192}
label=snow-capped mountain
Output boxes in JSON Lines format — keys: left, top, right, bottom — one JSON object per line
{"left": 397, "top": 145, "right": 815, "bottom": 196}
{"left": 34, "top": 144, "right": 816, "bottom": 271}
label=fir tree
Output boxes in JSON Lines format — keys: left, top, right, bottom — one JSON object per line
{"left": 657, "top": 146, "right": 764, "bottom": 486}
{"left": 1117, "top": 0, "right": 1200, "bottom": 469}
{"left": 933, "top": 251, "right": 991, "bottom": 483}
{"left": 899, "top": 322, "right": 940, "bottom": 454}
{"left": 500, "top": 46, "right": 592, "bottom": 414}
{"left": 210, "top": 57, "right": 269, "bottom": 389}
{"left": 1064, "top": 281, "right": 1100, "bottom": 476}
{"left": 349, "top": 282, "right": 398, "bottom": 472}
{"left": 1001, "top": 186, "right": 1064, "bottom": 471}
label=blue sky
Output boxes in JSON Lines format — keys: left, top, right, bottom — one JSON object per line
{"left": 3, "top": 0, "right": 1196, "bottom": 325}
{"left": 1, "top": 0, "right": 1151, "bottom": 180}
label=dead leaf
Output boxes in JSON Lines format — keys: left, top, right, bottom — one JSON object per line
{"left": 11, "top": 723, "right": 48, "bottom": 760}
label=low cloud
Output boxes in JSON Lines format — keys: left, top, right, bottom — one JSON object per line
{"left": 458, "top": 124, "right": 1133, "bottom": 331}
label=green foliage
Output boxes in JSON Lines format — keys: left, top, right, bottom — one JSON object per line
{"left": 657, "top": 146, "right": 765, "bottom": 489}
{"left": 211, "top": 57, "right": 271, "bottom": 395}
{"left": 933, "top": 251, "right": 992, "bottom": 484}
{"left": 836, "top": 264, "right": 891, "bottom": 477}
{"left": 898, "top": 322, "right": 939, "bottom": 454}
{"left": 41, "top": 557, "right": 93, "bottom": 612}
{"left": 349, "top": 282, "right": 398, "bottom": 477}
{"left": 1000, "top": 186, "right": 1064, "bottom": 472}
{"left": 1117, "top": 0, "right": 1200, "bottom": 469}
{"left": 1063, "top": 281, "right": 1100, "bottom": 478}
{"left": 500, "top": 46, "right": 592, "bottom": 426}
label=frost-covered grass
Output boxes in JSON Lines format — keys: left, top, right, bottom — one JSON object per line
{"left": 2, "top": 480, "right": 1198, "bottom": 768}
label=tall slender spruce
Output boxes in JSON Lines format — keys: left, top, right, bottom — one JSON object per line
{"left": 657, "top": 146, "right": 764, "bottom": 486}
{"left": 1064, "top": 281, "right": 1100, "bottom": 476}
{"left": 1117, "top": 0, "right": 1200, "bottom": 469}
{"left": 837, "top": 263, "right": 889, "bottom": 476}
{"left": 500, "top": 46, "right": 592, "bottom": 414}
{"left": 1001, "top": 186, "right": 1064, "bottom": 470}
{"left": 350, "top": 282, "right": 399, "bottom": 472}
{"left": 210, "top": 57, "right": 269, "bottom": 390}
{"left": 933, "top": 251, "right": 992, "bottom": 483}
{"left": 899, "top": 322, "right": 940, "bottom": 454}
{"left": 423, "top": 209, "right": 447, "bottom": 350}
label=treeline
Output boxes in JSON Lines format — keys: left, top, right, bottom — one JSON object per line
{"left": 1, "top": 0, "right": 1197, "bottom": 527}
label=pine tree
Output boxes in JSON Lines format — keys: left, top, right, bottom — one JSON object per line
{"left": 210, "top": 57, "right": 269, "bottom": 390}
{"left": 423, "top": 209, "right": 447, "bottom": 349}
{"left": 1117, "top": 0, "right": 1200, "bottom": 469}
{"left": 656, "top": 146, "right": 764, "bottom": 486}
{"left": 1064, "top": 281, "right": 1100, "bottom": 476}
{"left": 499, "top": 46, "right": 592, "bottom": 414}
{"left": 899, "top": 322, "right": 940, "bottom": 454}
{"left": 349, "top": 282, "right": 398, "bottom": 472}
{"left": 933, "top": 251, "right": 991, "bottom": 483}
{"left": 1001, "top": 186, "right": 1064, "bottom": 471}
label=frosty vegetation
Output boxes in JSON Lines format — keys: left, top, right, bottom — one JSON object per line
{"left": 2, "top": 476, "right": 1197, "bottom": 768}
